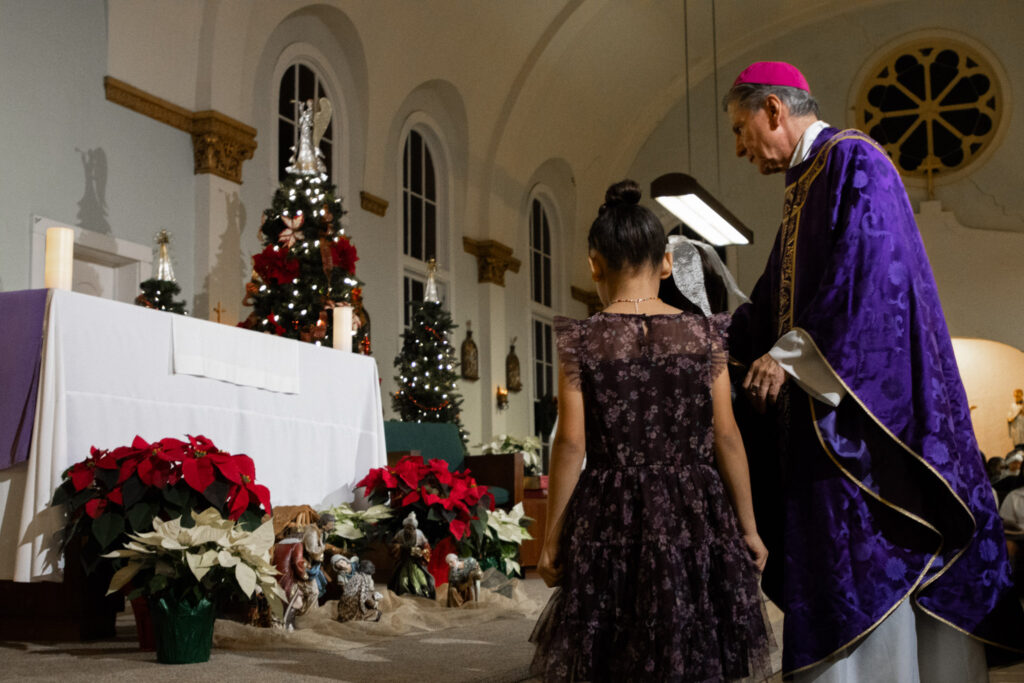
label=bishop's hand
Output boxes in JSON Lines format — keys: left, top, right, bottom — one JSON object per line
{"left": 742, "top": 353, "right": 787, "bottom": 413}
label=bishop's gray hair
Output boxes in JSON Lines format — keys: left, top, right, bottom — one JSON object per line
{"left": 722, "top": 83, "right": 821, "bottom": 119}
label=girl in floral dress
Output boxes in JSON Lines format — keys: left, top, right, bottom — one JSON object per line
{"left": 530, "top": 180, "right": 771, "bottom": 682}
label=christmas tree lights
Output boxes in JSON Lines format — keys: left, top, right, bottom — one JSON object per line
{"left": 392, "top": 261, "right": 468, "bottom": 448}
{"left": 135, "top": 230, "right": 187, "bottom": 314}
{"left": 239, "top": 99, "right": 364, "bottom": 347}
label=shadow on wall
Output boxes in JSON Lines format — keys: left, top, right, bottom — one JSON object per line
{"left": 75, "top": 147, "right": 110, "bottom": 234}
{"left": 197, "top": 190, "right": 248, "bottom": 323}
{"left": 952, "top": 337, "right": 1024, "bottom": 459}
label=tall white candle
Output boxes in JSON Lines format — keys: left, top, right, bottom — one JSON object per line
{"left": 333, "top": 304, "right": 353, "bottom": 352}
{"left": 44, "top": 227, "right": 75, "bottom": 290}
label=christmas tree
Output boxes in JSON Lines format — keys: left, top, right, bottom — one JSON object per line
{"left": 393, "top": 261, "right": 468, "bottom": 448}
{"left": 135, "top": 230, "right": 187, "bottom": 314}
{"left": 239, "top": 98, "right": 362, "bottom": 346}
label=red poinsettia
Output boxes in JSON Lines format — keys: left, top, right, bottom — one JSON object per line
{"left": 66, "top": 446, "right": 119, "bottom": 491}
{"left": 253, "top": 244, "right": 300, "bottom": 285}
{"left": 84, "top": 487, "right": 124, "bottom": 519}
{"left": 358, "top": 455, "right": 491, "bottom": 542}
{"left": 115, "top": 436, "right": 187, "bottom": 487}
{"left": 226, "top": 452, "right": 273, "bottom": 519}
{"left": 181, "top": 434, "right": 243, "bottom": 494}
{"left": 51, "top": 434, "right": 274, "bottom": 575}
{"left": 330, "top": 236, "right": 358, "bottom": 274}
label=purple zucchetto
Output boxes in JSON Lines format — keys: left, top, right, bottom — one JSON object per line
{"left": 732, "top": 61, "right": 810, "bottom": 92}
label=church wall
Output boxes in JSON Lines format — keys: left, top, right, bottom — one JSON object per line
{"left": 630, "top": 0, "right": 1024, "bottom": 351}
{"left": 0, "top": 0, "right": 197, "bottom": 304}
{"left": 5, "top": 0, "right": 1021, "bottom": 471}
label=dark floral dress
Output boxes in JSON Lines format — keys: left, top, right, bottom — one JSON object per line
{"left": 530, "top": 312, "right": 771, "bottom": 682}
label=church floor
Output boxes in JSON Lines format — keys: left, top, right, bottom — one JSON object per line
{"left": 0, "top": 574, "right": 1022, "bottom": 682}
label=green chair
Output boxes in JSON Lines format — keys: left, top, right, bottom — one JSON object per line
{"left": 382, "top": 421, "right": 523, "bottom": 508}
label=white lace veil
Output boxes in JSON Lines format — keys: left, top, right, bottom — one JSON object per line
{"left": 666, "top": 235, "right": 749, "bottom": 315}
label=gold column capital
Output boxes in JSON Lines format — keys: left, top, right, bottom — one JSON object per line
{"left": 359, "top": 191, "right": 389, "bottom": 216}
{"left": 462, "top": 237, "right": 521, "bottom": 287}
{"left": 104, "top": 76, "right": 257, "bottom": 184}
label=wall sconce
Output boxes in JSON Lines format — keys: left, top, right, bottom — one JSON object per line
{"left": 496, "top": 385, "right": 509, "bottom": 410}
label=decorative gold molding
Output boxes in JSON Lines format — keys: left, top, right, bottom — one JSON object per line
{"left": 104, "top": 76, "right": 257, "bottom": 184}
{"left": 104, "top": 76, "right": 192, "bottom": 132}
{"left": 571, "top": 286, "right": 603, "bottom": 316}
{"left": 462, "top": 237, "right": 521, "bottom": 287}
{"left": 359, "top": 191, "right": 389, "bottom": 216}
{"left": 191, "top": 111, "right": 257, "bottom": 183}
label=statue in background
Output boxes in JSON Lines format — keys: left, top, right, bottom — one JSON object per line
{"left": 272, "top": 532, "right": 317, "bottom": 630}
{"left": 445, "top": 553, "right": 483, "bottom": 607}
{"left": 461, "top": 321, "right": 479, "bottom": 381}
{"left": 1009, "top": 388, "right": 1024, "bottom": 450}
{"left": 285, "top": 98, "right": 332, "bottom": 176}
{"left": 506, "top": 337, "right": 522, "bottom": 393}
{"left": 388, "top": 511, "right": 435, "bottom": 599}
{"left": 333, "top": 555, "right": 382, "bottom": 622}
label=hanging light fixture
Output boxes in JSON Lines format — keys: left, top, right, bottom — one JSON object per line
{"left": 651, "top": 173, "right": 753, "bottom": 246}
{"left": 653, "top": 0, "right": 752, "bottom": 247}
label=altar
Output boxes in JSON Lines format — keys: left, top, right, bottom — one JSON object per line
{"left": 0, "top": 289, "right": 386, "bottom": 583}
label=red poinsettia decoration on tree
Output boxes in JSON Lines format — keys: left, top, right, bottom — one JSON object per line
{"left": 252, "top": 244, "right": 300, "bottom": 285}
{"left": 330, "top": 236, "right": 359, "bottom": 274}
{"left": 51, "top": 434, "right": 272, "bottom": 575}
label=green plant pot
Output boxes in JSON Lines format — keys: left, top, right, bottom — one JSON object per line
{"left": 149, "top": 595, "right": 215, "bottom": 664}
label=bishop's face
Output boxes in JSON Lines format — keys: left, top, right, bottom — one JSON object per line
{"left": 728, "top": 101, "right": 791, "bottom": 175}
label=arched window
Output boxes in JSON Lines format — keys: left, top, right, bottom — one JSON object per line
{"left": 278, "top": 63, "right": 334, "bottom": 182}
{"left": 530, "top": 196, "right": 557, "bottom": 467}
{"left": 401, "top": 128, "right": 447, "bottom": 325}
{"left": 403, "top": 130, "right": 437, "bottom": 263}
{"left": 530, "top": 199, "right": 552, "bottom": 307}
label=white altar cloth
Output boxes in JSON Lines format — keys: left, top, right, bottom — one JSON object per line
{"left": 0, "top": 290, "right": 386, "bottom": 582}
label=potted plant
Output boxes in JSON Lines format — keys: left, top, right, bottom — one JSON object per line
{"left": 459, "top": 502, "right": 534, "bottom": 578}
{"left": 479, "top": 434, "right": 545, "bottom": 488}
{"left": 49, "top": 435, "right": 273, "bottom": 646}
{"left": 356, "top": 455, "right": 494, "bottom": 586}
{"left": 104, "top": 507, "right": 286, "bottom": 664}
{"left": 318, "top": 501, "right": 394, "bottom": 555}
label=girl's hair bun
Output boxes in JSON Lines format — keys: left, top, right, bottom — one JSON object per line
{"left": 604, "top": 179, "right": 642, "bottom": 209}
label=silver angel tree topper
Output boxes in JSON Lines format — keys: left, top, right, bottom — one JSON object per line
{"left": 286, "top": 98, "right": 333, "bottom": 176}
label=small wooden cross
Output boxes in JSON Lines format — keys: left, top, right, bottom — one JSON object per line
{"left": 213, "top": 301, "right": 225, "bottom": 323}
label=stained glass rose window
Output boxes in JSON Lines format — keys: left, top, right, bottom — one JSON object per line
{"left": 856, "top": 38, "right": 1002, "bottom": 181}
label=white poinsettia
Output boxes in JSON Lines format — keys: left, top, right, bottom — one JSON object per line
{"left": 476, "top": 434, "right": 543, "bottom": 475}
{"left": 103, "top": 508, "right": 286, "bottom": 617}
{"left": 319, "top": 502, "right": 393, "bottom": 541}
{"left": 486, "top": 502, "right": 533, "bottom": 545}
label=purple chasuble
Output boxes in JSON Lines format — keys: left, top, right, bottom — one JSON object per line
{"left": 729, "top": 128, "right": 1024, "bottom": 674}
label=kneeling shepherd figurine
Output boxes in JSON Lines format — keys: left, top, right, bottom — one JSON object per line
{"left": 446, "top": 553, "right": 483, "bottom": 607}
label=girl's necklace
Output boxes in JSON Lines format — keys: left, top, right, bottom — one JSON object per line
{"left": 609, "top": 296, "right": 660, "bottom": 313}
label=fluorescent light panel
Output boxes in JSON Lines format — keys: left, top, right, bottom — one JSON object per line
{"left": 655, "top": 195, "right": 750, "bottom": 246}
{"left": 650, "top": 173, "right": 752, "bottom": 246}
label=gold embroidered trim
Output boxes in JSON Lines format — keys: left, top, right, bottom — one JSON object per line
{"left": 787, "top": 397, "right": 940, "bottom": 676}
{"left": 776, "top": 130, "right": 889, "bottom": 336}
{"left": 782, "top": 329, "right": 1021, "bottom": 672}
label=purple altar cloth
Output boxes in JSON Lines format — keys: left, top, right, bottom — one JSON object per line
{"left": 0, "top": 289, "right": 49, "bottom": 469}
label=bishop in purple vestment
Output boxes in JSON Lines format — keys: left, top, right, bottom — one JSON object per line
{"left": 723, "top": 61, "right": 1024, "bottom": 676}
